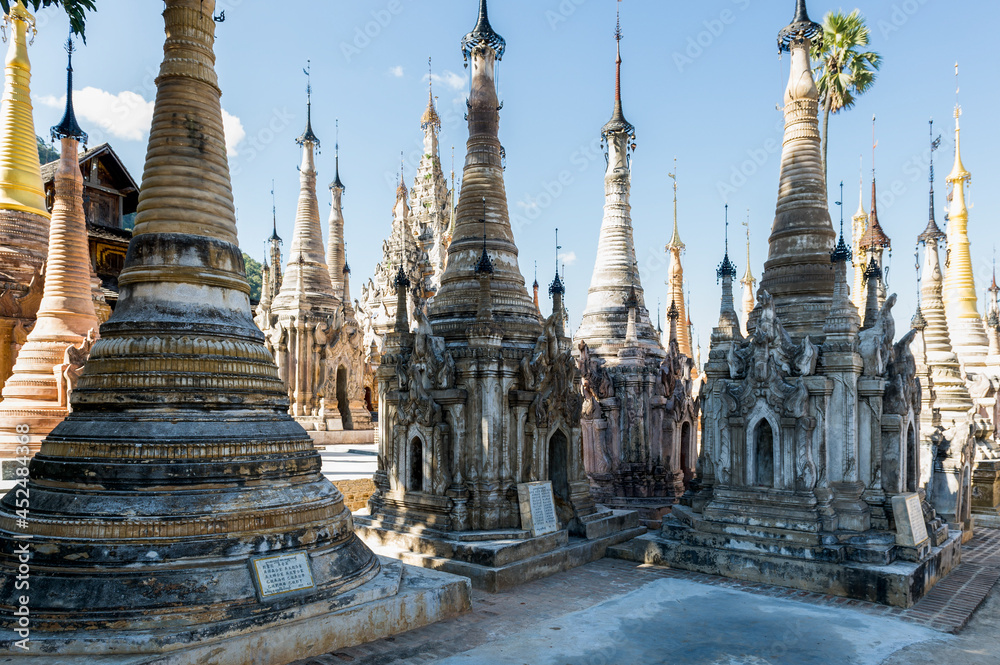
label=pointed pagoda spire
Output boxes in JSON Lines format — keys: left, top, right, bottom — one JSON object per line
{"left": 272, "top": 65, "right": 335, "bottom": 311}
{"left": 851, "top": 155, "right": 868, "bottom": 311}
{"left": 576, "top": 4, "right": 661, "bottom": 357}
{"left": 714, "top": 205, "right": 742, "bottom": 342}
{"left": 327, "top": 120, "right": 347, "bottom": 300}
{"left": 431, "top": 0, "right": 539, "bottom": 341}
{"left": 760, "top": 0, "right": 834, "bottom": 340}
{"left": 51, "top": 34, "right": 87, "bottom": 144}
{"left": 919, "top": 119, "right": 945, "bottom": 244}
{"left": 665, "top": 159, "right": 683, "bottom": 251}
{"left": 824, "top": 181, "right": 860, "bottom": 337}
{"left": 942, "top": 65, "right": 989, "bottom": 367}
{"left": 601, "top": 4, "right": 634, "bottom": 142}
{"left": 421, "top": 57, "right": 442, "bottom": 132}
{"left": 859, "top": 118, "right": 891, "bottom": 255}
{"left": 297, "top": 60, "right": 319, "bottom": 147}
{"left": 0, "top": 33, "right": 99, "bottom": 449}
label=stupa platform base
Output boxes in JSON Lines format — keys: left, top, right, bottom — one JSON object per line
{"left": 0, "top": 557, "right": 470, "bottom": 665}
{"left": 607, "top": 507, "right": 962, "bottom": 608}
{"left": 355, "top": 509, "right": 644, "bottom": 592}
{"left": 600, "top": 496, "right": 680, "bottom": 529}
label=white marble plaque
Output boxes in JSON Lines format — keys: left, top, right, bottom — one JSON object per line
{"left": 251, "top": 551, "right": 315, "bottom": 598}
{"left": 517, "top": 481, "right": 559, "bottom": 537}
{"left": 891, "top": 492, "right": 929, "bottom": 547}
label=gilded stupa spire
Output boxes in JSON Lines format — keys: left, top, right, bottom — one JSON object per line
{"left": 851, "top": 155, "right": 868, "bottom": 311}
{"left": 942, "top": 63, "right": 989, "bottom": 367}
{"left": 665, "top": 159, "right": 683, "bottom": 252}
{"left": 421, "top": 57, "right": 441, "bottom": 132}
{"left": 0, "top": 1, "right": 47, "bottom": 218}
{"left": 740, "top": 210, "right": 757, "bottom": 336}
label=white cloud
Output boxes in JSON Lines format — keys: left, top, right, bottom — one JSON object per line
{"left": 427, "top": 70, "right": 467, "bottom": 91}
{"left": 39, "top": 87, "right": 246, "bottom": 157}
{"left": 558, "top": 251, "right": 577, "bottom": 266}
{"left": 389, "top": 65, "right": 404, "bottom": 78}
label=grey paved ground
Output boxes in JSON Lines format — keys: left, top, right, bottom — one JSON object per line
{"left": 297, "top": 553, "right": 1000, "bottom": 665}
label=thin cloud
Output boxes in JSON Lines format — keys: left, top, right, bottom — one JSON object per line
{"left": 389, "top": 65, "right": 404, "bottom": 78}
{"left": 39, "top": 87, "right": 246, "bottom": 157}
{"left": 558, "top": 251, "right": 577, "bottom": 266}
{"left": 427, "top": 70, "right": 467, "bottom": 91}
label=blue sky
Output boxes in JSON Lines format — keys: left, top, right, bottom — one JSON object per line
{"left": 11, "top": 0, "right": 1000, "bottom": 351}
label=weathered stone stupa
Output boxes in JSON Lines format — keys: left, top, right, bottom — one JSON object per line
{"left": 0, "top": 38, "right": 99, "bottom": 468}
{"left": 257, "top": 84, "right": 372, "bottom": 432}
{"left": 575, "top": 14, "right": 697, "bottom": 522}
{"left": 611, "top": 0, "right": 959, "bottom": 608}
{"left": 357, "top": 0, "right": 640, "bottom": 593}
{"left": 0, "top": 2, "right": 467, "bottom": 658}
{"left": 0, "top": 2, "right": 48, "bottom": 393}
{"left": 755, "top": 0, "right": 836, "bottom": 340}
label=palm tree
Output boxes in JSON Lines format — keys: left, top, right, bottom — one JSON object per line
{"left": 1, "top": 0, "right": 95, "bottom": 39}
{"left": 811, "top": 9, "right": 881, "bottom": 186}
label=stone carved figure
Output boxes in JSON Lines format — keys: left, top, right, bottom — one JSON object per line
{"left": 858, "top": 294, "right": 897, "bottom": 377}
{"left": 57, "top": 329, "right": 96, "bottom": 411}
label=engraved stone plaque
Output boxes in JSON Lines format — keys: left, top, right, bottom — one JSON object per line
{"left": 517, "top": 480, "right": 560, "bottom": 537}
{"left": 251, "top": 551, "right": 315, "bottom": 599}
{"left": 890, "top": 492, "right": 929, "bottom": 547}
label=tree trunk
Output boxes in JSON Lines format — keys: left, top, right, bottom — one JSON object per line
{"left": 822, "top": 94, "right": 832, "bottom": 193}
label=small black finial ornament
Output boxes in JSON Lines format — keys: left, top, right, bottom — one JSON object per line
{"left": 297, "top": 60, "right": 319, "bottom": 147}
{"left": 462, "top": 0, "right": 506, "bottom": 65}
{"left": 475, "top": 197, "right": 494, "bottom": 275}
{"left": 717, "top": 204, "right": 737, "bottom": 281}
{"left": 777, "top": 0, "right": 822, "bottom": 53}
{"left": 51, "top": 33, "right": 87, "bottom": 144}
{"left": 831, "top": 180, "right": 852, "bottom": 263}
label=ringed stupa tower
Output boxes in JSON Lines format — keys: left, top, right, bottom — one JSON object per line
{"left": 327, "top": 131, "right": 348, "bottom": 304}
{"left": 756, "top": 0, "right": 836, "bottom": 340}
{"left": 0, "top": 2, "right": 463, "bottom": 657}
{"left": 0, "top": 37, "right": 100, "bottom": 463}
{"left": 0, "top": 2, "right": 49, "bottom": 388}
{"left": 575, "top": 8, "right": 696, "bottom": 513}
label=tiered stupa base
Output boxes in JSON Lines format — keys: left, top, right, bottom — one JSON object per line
{"left": 0, "top": 557, "right": 469, "bottom": 664}
{"left": 355, "top": 508, "right": 643, "bottom": 593}
{"left": 609, "top": 504, "right": 961, "bottom": 608}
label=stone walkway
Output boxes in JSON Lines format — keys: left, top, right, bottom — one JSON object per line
{"left": 292, "top": 527, "right": 1000, "bottom": 665}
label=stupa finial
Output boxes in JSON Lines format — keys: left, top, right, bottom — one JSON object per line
{"left": 51, "top": 31, "right": 87, "bottom": 143}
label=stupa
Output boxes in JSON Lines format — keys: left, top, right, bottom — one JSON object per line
{"left": 356, "top": 0, "right": 641, "bottom": 593}
{"left": 0, "top": 2, "right": 467, "bottom": 659}
{"left": 611, "top": 0, "right": 959, "bottom": 608}
{"left": 0, "top": 37, "right": 100, "bottom": 470}
{"left": 575, "top": 10, "right": 697, "bottom": 523}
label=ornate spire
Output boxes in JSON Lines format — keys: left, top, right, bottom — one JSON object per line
{"left": 273, "top": 64, "right": 336, "bottom": 311}
{"left": 475, "top": 197, "right": 494, "bottom": 276}
{"left": 859, "top": 118, "right": 890, "bottom": 253}
{"left": 602, "top": 5, "right": 635, "bottom": 143}
{"left": 462, "top": 0, "right": 505, "bottom": 63}
{"left": 759, "top": 0, "right": 834, "bottom": 340}
{"left": 665, "top": 160, "right": 683, "bottom": 251}
{"left": 919, "top": 119, "right": 944, "bottom": 244}
{"left": 327, "top": 122, "right": 347, "bottom": 299}
{"left": 421, "top": 57, "right": 441, "bottom": 131}
{"left": 51, "top": 34, "right": 87, "bottom": 143}
{"left": 0, "top": 1, "right": 47, "bottom": 218}
{"left": 296, "top": 60, "right": 319, "bottom": 147}
{"left": 331, "top": 119, "right": 344, "bottom": 191}
{"left": 714, "top": 205, "right": 742, "bottom": 342}
{"left": 269, "top": 180, "right": 280, "bottom": 242}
